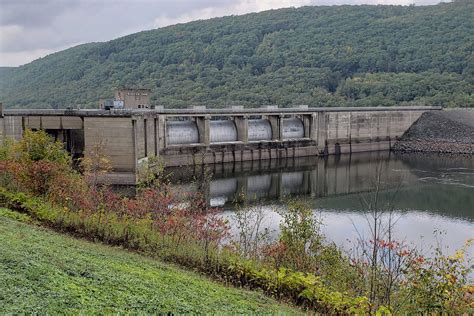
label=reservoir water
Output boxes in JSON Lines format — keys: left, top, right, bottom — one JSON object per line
{"left": 168, "top": 152, "right": 474, "bottom": 274}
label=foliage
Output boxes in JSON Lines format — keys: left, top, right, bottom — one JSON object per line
{"left": 0, "top": 130, "right": 72, "bottom": 195}
{"left": 0, "top": 138, "right": 14, "bottom": 161}
{"left": 403, "top": 235, "right": 474, "bottom": 314}
{"left": 13, "top": 129, "right": 70, "bottom": 165}
{"left": 0, "top": 207, "right": 33, "bottom": 223}
{"left": 0, "top": 130, "right": 371, "bottom": 314}
{"left": 231, "top": 192, "right": 271, "bottom": 259}
{"left": 0, "top": 131, "right": 472, "bottom": 314}
{"left": 0, "top": 187, "right": 373, "bottom": 314}
{"left": 0, "top": 214, "right": 299, "bottom": 314}
{"left": 275, "top": 200, "right": 324, "bottom": 271}
{"left": 80, "top": 138, "right": 112, "bottom": 188}
{"left": 348, "top": 162, "right": 474, "bottom": 314}
{"left": 0, "top": 2, "right": 473, "bottom": 109}
{"left": 136, "top": 155, "right": 169, "bottom": 189}
{"left": 266, "top": 200, "right": 358, "bottom": 293}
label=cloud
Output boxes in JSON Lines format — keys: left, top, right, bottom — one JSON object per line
{"left": 0, "top": 25, "right": 23, "bottom": 51}
{"left": 0, "top": 47, "right": 71, "bottom": 67}
{"left": 153, "top": 0, "right": 313, "bottom": 27}
{"left": 0, "top": 0, "right": 75, "bottom": 28}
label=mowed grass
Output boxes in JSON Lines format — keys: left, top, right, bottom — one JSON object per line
{"left": 0, "top": 209, "right": 299, "bottom": 314}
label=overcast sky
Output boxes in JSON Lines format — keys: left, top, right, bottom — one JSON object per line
{"left": 0, "top": 0, "right": 444, "bottom": 67}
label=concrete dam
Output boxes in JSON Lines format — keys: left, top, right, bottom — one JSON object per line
{"left": 0, "top": 106, "right": 441, "bottom": 184}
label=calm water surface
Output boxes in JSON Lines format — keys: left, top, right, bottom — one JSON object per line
{"left": 168, "top": 152, "right": 474, "bottom": 274}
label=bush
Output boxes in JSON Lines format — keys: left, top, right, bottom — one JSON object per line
{"left": 1, "top": 130, "right": 471, "bottom": 314}
{"left": 14, "top": 129, "right": 70, "bottom": 165}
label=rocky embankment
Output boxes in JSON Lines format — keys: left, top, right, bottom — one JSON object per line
{"left": 392, "top": 109, "right": 474, "bottom": 155}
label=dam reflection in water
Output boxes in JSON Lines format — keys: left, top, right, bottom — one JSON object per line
{"left": 168, "top": 152, "right": 473, "bottom": 221}
{"left": 168, "top": 152, "right": 474, "bottom": 274}
{"left": 170, "top": 152, "right": 409, "bottom": 207}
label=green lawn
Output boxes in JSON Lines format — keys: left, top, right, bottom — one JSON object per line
{"left": 0, "top": 209, "right": 299, "bottom": 314}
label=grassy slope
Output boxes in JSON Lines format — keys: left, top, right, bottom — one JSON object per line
{"left": 0, "top": 209, "right": 299, "bottom": 314}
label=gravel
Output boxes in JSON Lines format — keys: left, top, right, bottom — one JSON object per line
{"left": 392, "top": 109, "right": 474, "bottom": 155}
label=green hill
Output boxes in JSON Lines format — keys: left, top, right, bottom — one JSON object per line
{"left": 0, "top": 209, "right": 299, "bottom": 314}
{"left": 0, "top": 1, "right": 473, "bottom": 109}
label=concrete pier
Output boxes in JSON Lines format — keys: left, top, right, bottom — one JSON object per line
{"left": 0, "top": 106, "right": 441, "bottom": 184}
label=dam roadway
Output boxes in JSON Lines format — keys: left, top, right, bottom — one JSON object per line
{"left": 0, "top": 106, "right": 441, "bottom": 184}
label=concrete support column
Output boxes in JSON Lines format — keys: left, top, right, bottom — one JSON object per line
{"left": 302, "top": 114, "right": 311, "bottom": 138}
{"left": 131, "top": 118, "right": 138, "bottom": 173}
{"left": 57, "top": 130, "right": 65, "bottom": 142}
{"left": 158, "top": 115, "right": 166, "bottom": 149}
{"left": 375, "top": 113, "right": 381, "bottom": 140}
{"left": 317, "top": 112, "right": 328, "bottom": 154}
{"left": 267, "top": 115, "right": 281, "bottom": 141}
{"left": 233, "top": 115, "right": 248, "bottom": 144}
{"left": 196, "top": 115, "right": 210, "bottom": 146}
{"left": 310, "top": 113, "right": 319, "bottom": 144}
{"left": 386, "top": 111, "right": 391, "bottom": 142}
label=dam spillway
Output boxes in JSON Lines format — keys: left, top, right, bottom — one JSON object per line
{"left": 165, "top": 117, "right": 306, "bottom": 145}
{"left": 0, "top": 106, "right": 441, "bottom": 184}
{"left": 248, "top": 119, "right": 272, "bottom": 141}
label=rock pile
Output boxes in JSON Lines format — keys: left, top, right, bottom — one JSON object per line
{"left": 392, "top": 109, "right": 474, "bottom": 155}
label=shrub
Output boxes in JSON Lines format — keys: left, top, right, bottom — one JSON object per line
{"left": 14, "top": 129, "right": 70, "bottom": 165}
{"left": 403, "top": 237, "right": 474, "bottom": 314}
{"left": 2, "top": 130, "right": 471, "bottom": 314}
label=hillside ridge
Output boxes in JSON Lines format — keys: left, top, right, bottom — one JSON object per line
{"left": 0, "top": 2, "right": 472, "bottom": 109}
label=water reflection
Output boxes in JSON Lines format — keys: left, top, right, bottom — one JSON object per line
{"left": 168, "top": 152, "right": 474, "bottom": 279}
{"left": 168, "top": 152, "right": 474, "bottom": 221}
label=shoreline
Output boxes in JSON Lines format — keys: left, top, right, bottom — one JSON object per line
{"left": 392, "top": 140, "right": 473, "bottom": 156}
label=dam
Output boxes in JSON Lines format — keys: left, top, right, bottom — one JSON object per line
{"left": 0, "top": 105, "right": 441, "bottom": 184}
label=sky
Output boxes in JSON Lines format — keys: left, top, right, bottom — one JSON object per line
{"left": 0, "top": 0, "right": 445, "bottom": 67}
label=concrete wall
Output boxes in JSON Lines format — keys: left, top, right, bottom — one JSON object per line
{"left": 2, "top": 116, "right": 22, "bottom": 141}
{"left": 160, "top": 108, "right": 430, "bottom": 167}
{"left": 133, "top": 114, "right": 158, "bottom": 160}
{"left": 319, "top": 110, "right": 425, "bottom": 155}
{"left": 83, "top": 117, "right": 136, "bottom": 184}
{"left": 23, "top": 115, "right": 83, "bottom": 130}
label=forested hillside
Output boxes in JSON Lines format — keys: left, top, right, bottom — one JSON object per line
{"left": 0, "top": 1, "right": 472, "bottom": 109}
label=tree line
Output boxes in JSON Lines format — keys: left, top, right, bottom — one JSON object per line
{"left": 0, "top": 1, "right": 472, "bottom": 109}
